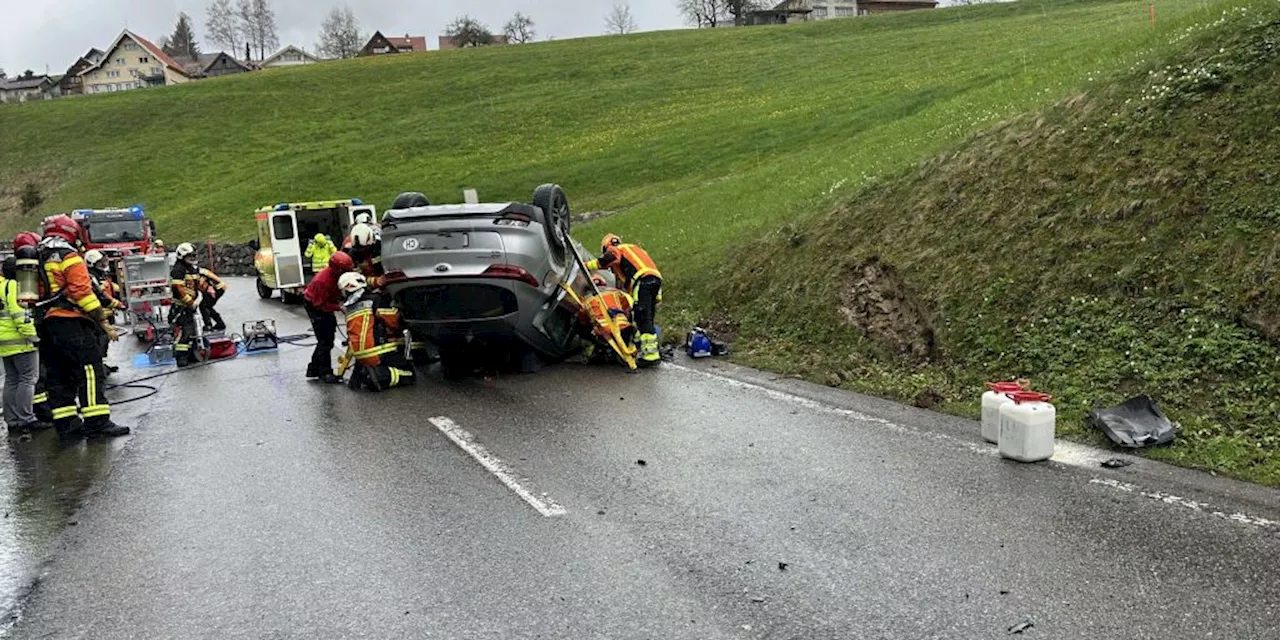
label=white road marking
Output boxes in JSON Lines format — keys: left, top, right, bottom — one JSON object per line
{"left": 669, "top": 363, "right": 1280, "bottom": 531}
{"left": 428, "top": 416, "right": 567, "bottom": 517}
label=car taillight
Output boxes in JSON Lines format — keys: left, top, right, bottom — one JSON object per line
{"left": 381, "top": 269, "right": 408, "bottom": 285}
{"left": 494, "top": 213, "right": 531, "bottom": 227}
{"left": 481, "top": 264, "right": 540, "bottom": 288}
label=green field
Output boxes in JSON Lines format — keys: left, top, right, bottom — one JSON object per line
{"left": 4, "top": 0, "right": 1279, "bottom": 482}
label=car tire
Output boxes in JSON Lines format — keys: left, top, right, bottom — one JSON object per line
{"left": 532, "top": 184, "right": 570, "bottom": 262}
{"left": 256, "top": 278, "right": 274, "bottom": 300}
{"left": 392, "top": 192, "right": 431, "bottom": 210}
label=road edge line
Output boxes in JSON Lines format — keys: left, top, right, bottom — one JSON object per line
{"left": 428, "top": 416, "right": 567, "bottom": 517}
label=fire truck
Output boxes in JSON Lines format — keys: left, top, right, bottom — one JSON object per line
{"left": 70, "top": 206, "right": 157, "bottom": 262}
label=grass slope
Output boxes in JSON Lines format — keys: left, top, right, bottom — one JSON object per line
{"left": 716, "top": 4, "right": 1280, "bottom": 485}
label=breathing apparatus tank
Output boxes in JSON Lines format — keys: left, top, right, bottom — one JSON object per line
{"left": 14, "top": 246, "right": 41, "bottom": 307}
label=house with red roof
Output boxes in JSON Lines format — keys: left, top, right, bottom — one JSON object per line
{"left": 79, "top": 30, "right": 191, "bottom": 94}
{"left": 358, "top": 31, "right": 428, "bottom": 56}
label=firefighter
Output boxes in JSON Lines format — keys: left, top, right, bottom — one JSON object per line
{"left": 578, "top": 274, "right": 635, "bottom": 365}
{"left": 14, "top": 232, "right": 51, "bottom": 423}
{"left": 585, "top": 234, "right": 663, "bottom": 365}
{"left": 151, "top": 239, "right": 166, "bottom": 255}
{"left": 1, "top": 256, "right": 49, "bottom": 434}
{"left": 196, "top": 261, "right": 228, "bottom": 333}
{"left": 303, "top": 251, "right": 355, "bottom": 383}
{"left": 304, "top": 233, "right": 336, "bottom": 275}
{"left": 34, "top": 215, "right": 129, "bottom": 438}
{"left": 347, "top": 224, "right": 384, "bottom": 289}
{"left": 170, "top": 243, "right": 203, "bottom": 368}
{"left": 84, "top": 250, "right": 124, "bottom": 374}
{"left": 339, "top": 272, "right": 414, "bottom": 392}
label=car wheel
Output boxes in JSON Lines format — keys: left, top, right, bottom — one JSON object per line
{"left": 256, "top": 278, "right": 274, "bottom": 300}
{"left": 532, "top": 184, "right": 570, "bottom": 262}
{"left": 392, "top": 192, "right": 431, "bottom": 209}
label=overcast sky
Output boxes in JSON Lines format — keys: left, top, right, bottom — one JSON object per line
{"left": 0, "top": 0, "right": 688, "bottom": 74}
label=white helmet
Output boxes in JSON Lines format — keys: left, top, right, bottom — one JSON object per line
{"left": 175, "top": 242, "right": 196, "bottom": 259}
{"left": 349, "top": 223, "right": 376, "bottom": 249}
{"left": 338, "top": 271, "right": 367, "bottom": 295}
{"left": 354, "top": 211, "right": 373, "bottom": 225}
{"left": 83, "top": 250, "right": 105, "bottom": 267}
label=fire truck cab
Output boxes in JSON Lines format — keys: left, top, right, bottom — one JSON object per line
{"left": 250, "top": 199, "right": 375, "bottom": 303}
{"left": 70, "top": 206, "right": 156, "bottom": 263}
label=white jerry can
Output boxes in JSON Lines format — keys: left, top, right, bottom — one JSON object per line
{"left": 981, "top": 381, "right": 1027, "bottom": 443}
{"left": 998, "top": 391, "right": 1056, "bottom": 462}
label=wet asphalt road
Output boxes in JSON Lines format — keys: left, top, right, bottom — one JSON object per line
{"left": 2, "top": 279, "right": 1280, "bottom": 639}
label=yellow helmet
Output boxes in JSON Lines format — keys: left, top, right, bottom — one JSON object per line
{"left": 314, "top": 233, "right": 326, "bottom": 243}
{"left": 601, "top": 233, "right": 621, "bottom": 252}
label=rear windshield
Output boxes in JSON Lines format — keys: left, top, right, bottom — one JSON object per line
{"left": 87, "top": 220, "right": 147, "bottom": 243}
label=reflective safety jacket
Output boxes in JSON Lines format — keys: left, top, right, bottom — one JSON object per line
{"left": 305, "top": 237, "right": 337, "bottom": 272}
{"left": 197, "top": 268, "right": 226, "bottom": 298}
{"left": 344, "top": 292, "right": 404, "bottom": 367}
{"left": 585, "top": 243, "right": 661, "bottom": 292}
{"left": 90, "top": 268, "right": 125, "bottom": 311}
{"left": 39, "top": 244, "right": 104, "bottom": 322}
{"left": 580, "top": 288, "right": 633, "bottom": 338}
{"left": 170, "top": 261, "right": 200, "bottom": 308}
{"left": 0, "top": 278, "right": 37, "bottom": 358}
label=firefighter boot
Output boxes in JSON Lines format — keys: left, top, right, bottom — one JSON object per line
{"left": 639, "top": 333, "right": 661, "bottom": 365}
{"left": 84, "top": 421, "right": 131, "bottom": 438}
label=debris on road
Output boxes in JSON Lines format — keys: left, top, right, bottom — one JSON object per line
{"left": 1088, "top": 395, "right": 1177, "bottom": 448}
{"left": 750, "top": 597, "right": 766, "bottom": 603}
{"left": 778, "top": 562, "right": 789, "bottom": 571}
{"left": 1008, "top": 619, "right": 1034, "bottom": 634}
{"left": 1101, "top": 458, "right": 1133, "bottom": 469}
{"left": 636, "top": 459, "right": 647, "bottom": 467}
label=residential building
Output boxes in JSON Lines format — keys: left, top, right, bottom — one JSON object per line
{"left": 437, "top": 34, "right": 511, "bottom": 50}
{"left": 80, "top": 30, "right": 190, "bottom": 94}
{"left": 261, "top": 45, "right": 321, "bottom": 68}
{"left": 747, "top": 0, "right": 936, "bottom": 24}
{"left": 183, "top": 52, "right": 253, "bottom": 78}
{"left": 358, "top": 32, "right": 428, "bottom": 56}
{"left": 0, "top": 75, "right": 58, "bottom": 103}
{"left": 57, "top": 48, "right": 105, "bottom": 96}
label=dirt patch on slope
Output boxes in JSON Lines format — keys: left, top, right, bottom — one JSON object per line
{"left": 837, "top": 258, "right": 938, "bottom": 363}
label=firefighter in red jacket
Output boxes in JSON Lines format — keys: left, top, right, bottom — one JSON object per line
{"left": 34, "top": 215, "right": 129, "bottom": 439}
{"left": 339, "top": 272, "right": 414, "bottom": 392}
{"left": 585, "top": 234, "right": 663, "bottom": 365}
{"left": 303, "top": 251, "right": 354, "bottom": 383}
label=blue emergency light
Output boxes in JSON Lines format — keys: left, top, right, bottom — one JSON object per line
{"left": 129, "top": 205, "right": 144, "bottom": 219}
{"left": 351, "top": 198, "right": 364, "bottom": 205}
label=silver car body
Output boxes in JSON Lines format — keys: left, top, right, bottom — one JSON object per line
{"left": 379, "top": 201, "right": 590, "bottom": 359}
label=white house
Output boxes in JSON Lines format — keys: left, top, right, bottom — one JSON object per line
{"left": 261, "top": 45, "right": 321, "bottom": 68}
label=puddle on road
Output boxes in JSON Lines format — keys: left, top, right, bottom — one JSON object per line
{"left": 0, "top": 432, "right": 117, "bottom": 626}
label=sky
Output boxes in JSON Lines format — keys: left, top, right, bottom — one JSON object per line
{"left": 0, "top": 0, "right": 689, "bottom": 75}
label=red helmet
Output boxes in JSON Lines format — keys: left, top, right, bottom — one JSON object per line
{"left": 41, "top": 215, "right": 81, "bottom": 244}
{"left": 13, "top": 232, "right": 41, "bottom": 249}
{"left": 329, "top": 251, "right": 355, "bottom": 273}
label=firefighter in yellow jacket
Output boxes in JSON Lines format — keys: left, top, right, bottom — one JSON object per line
{"left": 35, "top": 216, "right": 129, "bottom": 439}
{"left": 585, "top": 234, "right": 663, "bottom": 365}
{"left": 339, "top": 272, "right": 414, "bottom": 392}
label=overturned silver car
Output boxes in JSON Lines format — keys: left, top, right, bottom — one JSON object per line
{"left": 378, "top": 185, "right": 593, "bottom": 377}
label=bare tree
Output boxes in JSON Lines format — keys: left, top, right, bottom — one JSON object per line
{"left": 503, "top": 12, "right": 536, "bottom": 43}
{"left": 677, "top": 0, "right": 730, "bottom": 28}
{"left": 604, "top": 4, "right": 638, "bottom": 35}
{"left": 317, "top": 5, "right": 363, "bottom": 59}
{"left": 205, "top": 0, "right": 243, "bottom": 56}
{"left": 237, "top": 0, "right": 279, "bottom": 60}
{"left": 445, "top": 16, "right": 493, "bottom": 48}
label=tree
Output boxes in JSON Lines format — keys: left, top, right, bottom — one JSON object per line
{"left": 503, "top": 12, "right": 536, "bottom": 44}
{"left": 205, "top": 0, "right": 243, "bottom": 56}
{"left": 677, "top": 0, "right": 730, "bottom": 28}
{"left": 726, "top": 0, "right": 763, "bottom": 25}
{"left": 19, "top": 182, "right": 43, "bottom": 215}
{"left": 163, "top": 13, "right": 201, "bottom": 61}
{"left": 317, "top": 5, "right": 363, "bottom": 59}
{"left": 21, "top": 70, "right": 35, "bottom": 79}
{"left": 237, "top": 0, "right": 279, "bottom": 60}
{"left": 604, "top": 4, "right": 638, "bottom": 35}
{"left": 445, "top": 16, "right": 493, "bottom": 48}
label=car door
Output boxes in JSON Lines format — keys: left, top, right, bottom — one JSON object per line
{"left": 269, "top": 210, "right": 305, "bottom": 288}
